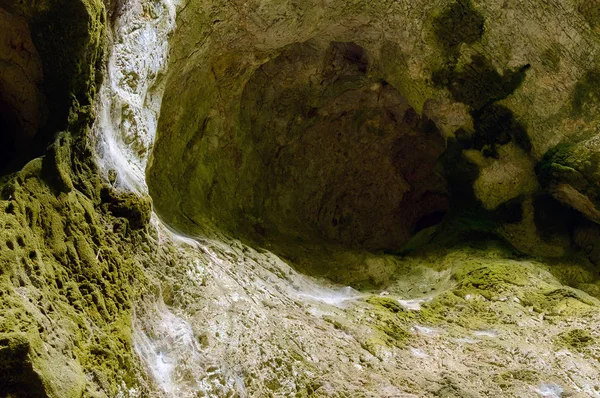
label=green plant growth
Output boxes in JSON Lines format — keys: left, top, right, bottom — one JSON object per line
{"left": 555, "top": 329, "right": 595, "bottom": 351}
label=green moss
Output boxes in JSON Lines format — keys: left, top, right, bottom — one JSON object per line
{"left": 42, "top": 133, "right": 75, "bottom": 194}
{"left": 366, "top": 296, "right": 404, "bottom": 313}
{"left": 522, "top": 287, "right": 596, "bottom": 315}
{"left": 555, "top": 328, "right": 595, "bottom": 350}
{"left": 494, "top": 369, "right": 539, "bottom": 387}
{"left": 452, "top": 261, "right": 528, "bottom": 300}
{"left": 419, "top": 291, "right": 466, "bottom": 325}
{"left": 363, "top": 295, "right": 414, "bottom": 350}
{"left": 549, "top": 259, "right": 599, "bottom": 292}
{"left": 0, "top": 129, "right": 155, "bottom": 395}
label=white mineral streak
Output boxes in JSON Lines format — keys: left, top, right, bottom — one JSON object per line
{"left": 132, "top": 298, "right": 245, "bottom": 397}
{"left": 94, "top": 0, "right": 179, "bottom": 193}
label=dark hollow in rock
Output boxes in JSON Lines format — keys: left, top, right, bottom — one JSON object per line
{"left": 0, "top": 7, "right": 45, "bottom": 175}
{"left": 0, "top": 333, "right": 47, "bottom": 397}
{"left": 0, "top": 98, "right": 22, "bottom": 172}
{"left": 0, "top": 1, "right": 104, "bottom": 176}
{"left": 149, "top": 41, "right": 450, "bottom": 254}
{"left": 101, "top": 187, "right": 152, "bottom": 230}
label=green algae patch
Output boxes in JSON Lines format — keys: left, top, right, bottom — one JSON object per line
{"left": 361, "top": 295, "right": 415, "bottom": 352}
{"left": 452, "top": 261, "right": 528, "bottom": 300}
{"left": 494, "top": 369, "right": 539, "bottom": 388}
{"left": 522, "top": 287, "right": 597, "bottom": 316}
{"left": 394, "top": 243, "right": 600, "bottom": 335}
{"left": 0, "top": 91, "right": 159, "bottom": 396}
{"left": 554, "top": 329, "right": 595, "bottom": 351}
{"left": 366, "top": 296, "right": 404, "bottom": 313}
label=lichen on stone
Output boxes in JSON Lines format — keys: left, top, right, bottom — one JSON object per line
{"left": 555, "top": 328, "right": 595, "bottom": 351}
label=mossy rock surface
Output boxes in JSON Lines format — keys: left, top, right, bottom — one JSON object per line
{"left": 0, "top": 131, "right": 163, "bottom": 396}
{"left": 555, "top": 328, "right": 595, "bottom": 351}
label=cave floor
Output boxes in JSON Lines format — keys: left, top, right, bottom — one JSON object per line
{"left": 134, "top": 226, "right": 600, "bottom": 398}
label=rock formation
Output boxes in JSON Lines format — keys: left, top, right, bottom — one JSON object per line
{"left": 1, "top": 0, "right": 600, "bottom": 396}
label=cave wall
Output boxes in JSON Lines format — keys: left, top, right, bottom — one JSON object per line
{"left": 1, "top": 0, "right": 600, "bottom": 396}
{"left": 0, "top": 1, "right": 166, "bottom": 396}
{"left": 0, "top": 0, "right": 105, "bottom": 173}
{"left": 0, "top": 9, "right": 43, "bottom": 172}
{"left": 148, "top": 0, "right": 600, "bottom": 259}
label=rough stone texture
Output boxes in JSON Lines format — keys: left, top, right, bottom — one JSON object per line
{"left": 539, "top": 136, "right": 600, "bottom": 225}
{"left": 94, "top": 0, "right": 178, "bottom": 192}
{"left": 0, "top": 0, "right": 161, "bottom": 396}
{"left": 0, "top": 133, "right": 158, "bottom": 396}
{"left": 0, "top": 0, "right": 105, "bottom": 171}
{"left": 159, "top": 40, "right": 449, "bottom": 252}
{"left": 148, "top": 0, "right": 600, "bottom": 259}
{"left": 3, "top": 0, "right": 600, "bottom": 397}
{"left": 133, "top": 236, "right": 600, "bottom": 397}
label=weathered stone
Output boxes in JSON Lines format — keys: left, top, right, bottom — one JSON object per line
{"left": 3, "top": 0, "right": 600, "bottom": 396}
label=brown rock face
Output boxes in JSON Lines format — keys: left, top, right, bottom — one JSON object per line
{"left": 0, "top": 8, "right": 43, "bottom": 172}
{"left": 236, "top": 42, "right": 448, "bottom": 250}
{"left": 146, "top": 0, "right": 600, "bottom": 262}
{"left": 148, "top": 40, "right": 449, "bottom": 252}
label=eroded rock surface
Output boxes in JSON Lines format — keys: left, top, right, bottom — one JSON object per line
{"left": 2, "top": 0, "right": 600, "bottom": 397}
{"left": 149, "top": 0, "right": 600, "bottom": 262}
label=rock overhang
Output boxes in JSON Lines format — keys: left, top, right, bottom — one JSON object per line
{"left": 147, "top": 0, "right": 600, "bottom": 269}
